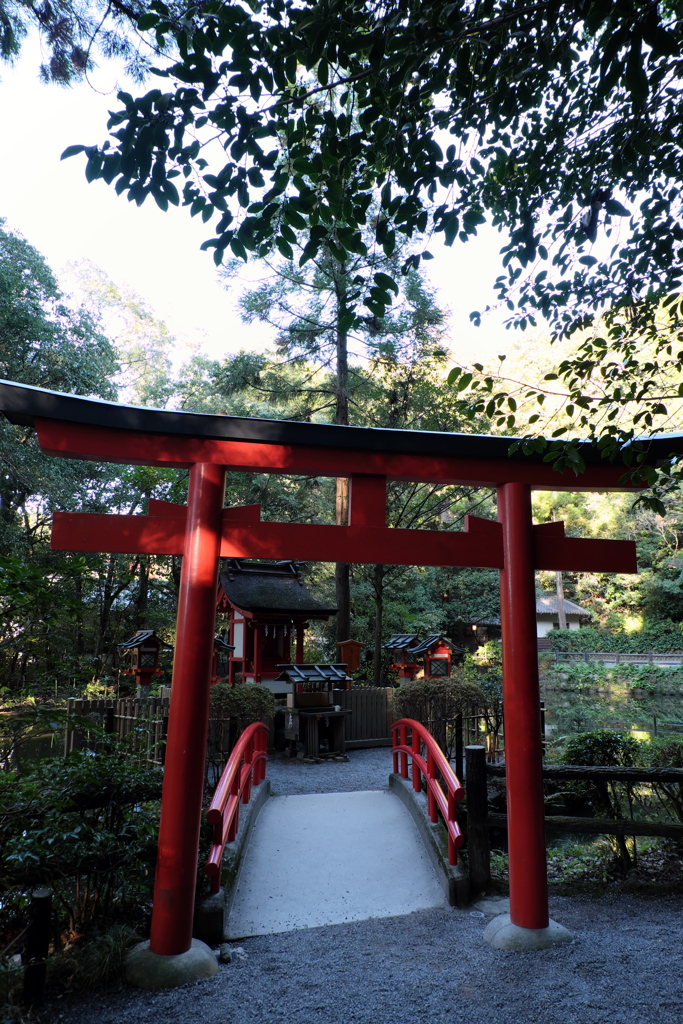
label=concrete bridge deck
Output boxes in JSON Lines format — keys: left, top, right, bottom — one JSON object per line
{"left": 226, "top": 789, "right": 448, "bottom": 938}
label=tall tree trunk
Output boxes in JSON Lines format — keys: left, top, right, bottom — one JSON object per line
{"left": 75, "top": 570, "right": 85, "bottom": 658}
{"left": 334, "top": 303, "right": 351, "bottom": 646}
{"left": 556, "top": 570, "right": 567, "bottom": 630}
{"left": 335, "top": 480, "right": 350, "bottom": 646}
{"left": 136, "top": 556, "right": 149, "bottom": 629}
{"left": 372, "top": 563, "right": 384, "bottom": 686}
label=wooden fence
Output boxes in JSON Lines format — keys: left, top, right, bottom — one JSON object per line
{"left": 64, "top": 687, "right": 399, "bottom": 769}
{"left": 64, "top": 697, "right": 170, "bottom": 766}
{"left": 463, "top": 745, "right": 683, "bottom": 890}
{"left": 332, "top": 687, "right": 395, "bottom": 748}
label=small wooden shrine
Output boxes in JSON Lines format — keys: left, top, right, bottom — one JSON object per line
{"left": 276, "top": 663, "right": 351, "bottom": 760}
{"left": 385, "top": 633, "right": 462, "bottom": 682}
{"left": 117, "top": 629, "right": 173, "bottom": 695}
{"left": 337, "top": 638, "right": 365, "bottom": 674}
{"left": 384, "top": 633, "right": 420, "bottom": 681}
{"left": 216, "top": 559, "right": 337, "bottom": 690}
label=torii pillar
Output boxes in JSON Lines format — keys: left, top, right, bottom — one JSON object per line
{"left": 150, "top": 463, "right": 225, "bottom": 954}
{"left": 0, "top": 380, "right": 652, "bottom": 977}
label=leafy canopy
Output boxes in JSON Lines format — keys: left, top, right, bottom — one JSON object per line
{"left": 62, "top": 1, "right": 683, "bottom": 483}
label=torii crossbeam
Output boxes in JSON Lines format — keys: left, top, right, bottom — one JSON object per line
{"left": 2, "top": 380, "right": 675, "bottom": 964}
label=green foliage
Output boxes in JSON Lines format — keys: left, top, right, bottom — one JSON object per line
{"left": 549, "top": 622, "right": 683, "bottom": 653}
{"left": 441, "top": 568, "right": 500, "bottom": 627}
{"left": 393, "top": 676, "right": 485, "bottom": 727}
{"left": 64, "top": 260, "right": 177, "bottom": 409}
{"left": 0, "top": 746, "right": 161, "bottom": 939}
{"left": 45, "top": 923, "right": 141, "bottom": 996}
{"left": 546, "top": 839, "right": 616, "bottom": 888}
{"left": 563, "top": 729, "right": 642, "bottom": 770}
{"left": 461, "top": 642, "right": 503, "bottom": 737}
{"left": 2, "top": 0, "right": 160, "bottom": 84}
{"left": 544, "top": 660, "right": 683, "bottom": 692}
{"left": 561, "top": 729, "right": 642, "bottom": 869}
{"left": 0, "top": 223, "right": 118, "bottom": 399}
{"left": 67, "top": 0, "right": 683, "bottom": 486}
{"left": 646, "top": 739, "right": 683, "bottom": 823}
{"left": 209, "top": 683, "right": 276, "bottom": 726}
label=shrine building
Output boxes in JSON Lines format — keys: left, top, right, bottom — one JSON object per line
{"left": 216, "top": 558, "right": 337, "bottom": 690}
{"left": 385, "top": 632, "right": 463, "bottom": 682}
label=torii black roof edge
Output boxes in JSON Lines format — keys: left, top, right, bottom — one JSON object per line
{"left": 1, "top": 378, "right": 682, "bottom": 465}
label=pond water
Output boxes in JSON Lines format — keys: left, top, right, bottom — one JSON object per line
{"left": 543, "top": 687, "right": 683, "bottom": 745}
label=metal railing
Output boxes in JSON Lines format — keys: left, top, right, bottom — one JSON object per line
{"left": 204, "top": 721, "right": 269, "bottom": 894}
{"left": 391, "top": 717, "right": 465, "bottom": 865}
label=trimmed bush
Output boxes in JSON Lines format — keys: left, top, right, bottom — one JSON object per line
{"left": 209, "top": 682, "right": 276, "bottom": 726}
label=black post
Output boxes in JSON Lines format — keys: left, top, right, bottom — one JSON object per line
{"left": 22, "top": 888, "right": 52, "bottom": 1006}
{"left": 105, "top": 706, "right": 115, "bottom": 734}
{"left": 540, "top": 700, "right": 546, "bottom": 755}
{"left": 465, "top": 745, "right": 491, "bottom": 896}
{"left": 454, "top": 713, "right": 464, "bottom": 782}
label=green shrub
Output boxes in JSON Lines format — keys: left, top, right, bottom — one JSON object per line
{"left": 563, "top": 729, "right": 642, "bottom": 769}
{"left": 209, "top": 683, "right": 276, "bottom": 725}
{"left": 461, "top": 643, "right": 503, "bottom": 740}
{"left": 392, "top": 676, "right": 485, "bottom": 724}
{"left": 205, "top": 684, "right": 276, "bottom": 784}
{"left": 393, "top": 676, "right": 486, "bottom": 754}
{"left": 46, "top": 924, "right": 141, "bottom": 995}
{"left": 0, "top": 747, "right": 161, "bottom": 942}
{"left": 562, "top": 729, "right": 643, "bottom": 870}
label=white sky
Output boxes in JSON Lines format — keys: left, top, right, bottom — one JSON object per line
{"left": 0, "top": 33, "right": 511, "bottom": 372}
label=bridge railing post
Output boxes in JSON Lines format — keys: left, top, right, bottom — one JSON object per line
{"left": 411, "top": 728, "right": 421, "bottom": 792}
{"left": 465, "top": 744, "right": 491, "bottom": 895}
{"left": 400, "top": 724, "right": 409, "bottom": 779}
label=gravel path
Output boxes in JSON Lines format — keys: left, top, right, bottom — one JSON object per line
{"left": 56, "top": 750, "right": 683, "bottom": 1024}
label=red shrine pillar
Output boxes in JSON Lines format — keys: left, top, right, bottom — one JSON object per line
{"left": 150, "top": 462, "right": 226, "bottom": 955}
{"left": 498, "top": 482, "right": 549, "bottom": 930}
{"left": 253, "top": 623, "right": 262, "bottom": 682}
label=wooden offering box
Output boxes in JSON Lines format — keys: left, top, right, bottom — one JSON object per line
{"left": 286, "top": 690, "right": 332, "bottom": 708}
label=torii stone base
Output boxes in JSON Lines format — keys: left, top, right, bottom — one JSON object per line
{"left": 125, "top": 938, "right": 218, "bottom": 990}
{"left": 483, "top": 913, "right": 573, "bottom": 950}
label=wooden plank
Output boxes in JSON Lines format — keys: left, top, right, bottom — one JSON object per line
{"left": 488, "top": 812, "right": 683, "bottom": 839}
{"left": 487, "top": 764, "right": 683, "bottom": 783}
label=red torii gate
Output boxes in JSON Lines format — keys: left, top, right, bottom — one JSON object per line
{"left": 0, "top": 380, "right": 660, "bottom": 965}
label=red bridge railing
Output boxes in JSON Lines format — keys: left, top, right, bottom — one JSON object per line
{"left": 391, "top": 718, "right": 465, "bottom": 865}
{"left": 205, "top": 721, "right": 269, "bottom": 894}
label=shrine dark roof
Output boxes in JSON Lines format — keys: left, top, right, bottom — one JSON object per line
{"left": 214, "top": 636, "right": 235, "bottom": 653}
{"left": 384, "top": 634, "right": 419, "bottom": 650}
{"left": 117, "top": 630, "right": 173, "bottom": 650}
{"left": 410, "top": 633, "right": 459, "bottom": 655}
{"left": 275, "top": 664, "right": 349, "bottom": 685}
{"left": 218, "top": 559, "right": 337, "bottom": 617}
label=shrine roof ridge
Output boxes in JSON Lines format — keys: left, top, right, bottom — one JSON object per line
{"left": 2, "top": 378, "right": 683, "bottom": 466}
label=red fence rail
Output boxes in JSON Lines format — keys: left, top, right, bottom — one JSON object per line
{"left": 205, "top": 721, "right": 269, "bottom": 894}
{"left": 391, "top": 717, "right": 465, "bottom": 865}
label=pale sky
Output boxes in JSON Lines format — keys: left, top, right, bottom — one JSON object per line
{"left": 0, "top": 33, "right": 510, "bottom": 374}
